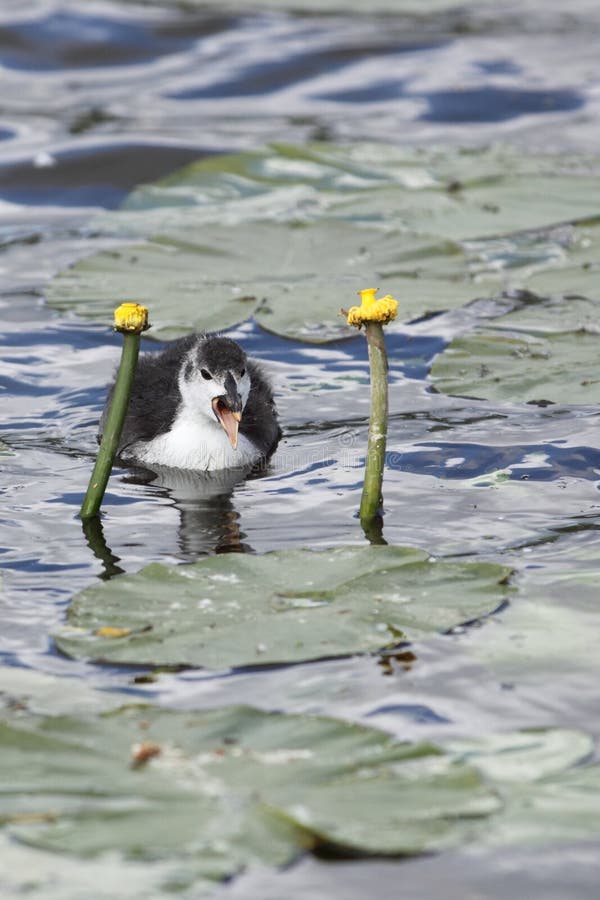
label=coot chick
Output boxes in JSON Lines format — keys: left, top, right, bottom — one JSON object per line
{"left": 99, "top": 334, "right": 280, "bottom": 471}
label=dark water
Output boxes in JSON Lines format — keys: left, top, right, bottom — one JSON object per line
{"left": 1, "top": 1, "right": 600, "bottom": 897}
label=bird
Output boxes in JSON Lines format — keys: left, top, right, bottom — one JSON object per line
{"left": 99, "top": 333, "right": 281, "bottom": 471}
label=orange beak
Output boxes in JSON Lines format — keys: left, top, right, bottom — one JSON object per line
{"left": 212, "top": 397, "right": 242, "bottom": 449}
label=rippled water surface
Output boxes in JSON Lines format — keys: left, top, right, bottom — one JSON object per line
{"left": 1, "top": 1, "right": 600, "bottom": 897}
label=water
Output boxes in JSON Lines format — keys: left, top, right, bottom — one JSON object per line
{"left": 1, "top": 1, "right": 600, "bottom": 896}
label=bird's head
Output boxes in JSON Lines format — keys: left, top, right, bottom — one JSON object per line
{"left": 179, "top": 337, "right": 251, "bottom": 449}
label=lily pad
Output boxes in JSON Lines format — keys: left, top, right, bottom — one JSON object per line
{"left": 519, "top": 220, "right": 600, "bottom": 301}
{"left": 0, "top": 830, "right": 188, "bottom": 900}
{"left": 528, "top": 265, "right": 600, "bottom": 301}
{"left": 429, "top": 304, "right": 600, "bottom": 405}
{"left": 488, "top": 763, "right": 600, "bottom": 847}
{"left": 446, "top": 729, "right": 600, "bottom": 848}
{"left": 54, "top": 545, "right": 510, "bottom": 669}
{"left": 468, "top": 532, "right": 600, "bottom": 680}
{"left": 48, "top": 225, "right": 469, "bottom": 343}
{"left": 0, "top": 702, "right": 499, "bottom": 885}
{"left": 0, "top": 667, "right": 121, "bottom": 718}
{"left": 46, "top": 144, "right": 600, "bottom": 340}
{"left": 447, "top": 728, "right": 593, "bottom": 784}
{"left": 429, "top": 221, "right": 600, "bottom": 404}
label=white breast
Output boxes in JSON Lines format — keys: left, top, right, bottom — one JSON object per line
{"left": 128, "top": 412, "right": 260, "bottom": 471}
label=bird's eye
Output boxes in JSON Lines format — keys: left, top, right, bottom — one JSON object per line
{"left": 240, "top": 368, "right": 245, "bottom": 378}
{"left": 200, "top": 368, "right": 212, "bottom": 380}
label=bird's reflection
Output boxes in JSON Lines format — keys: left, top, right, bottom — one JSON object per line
{"left": 134, "top": 464, "right": 254, "bottom": 556}
{"left": 82, "top": 464, "right": 259, "bottom": 577}
{"left": 147, "top": 465, "right": 254, "bottom": 559}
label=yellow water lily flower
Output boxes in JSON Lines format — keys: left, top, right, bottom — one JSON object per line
{"left": 346, "top": 288, "right": 398, "bottom": 327}
{"left": 113, "top": 302, "right": 150, "bottom": 334}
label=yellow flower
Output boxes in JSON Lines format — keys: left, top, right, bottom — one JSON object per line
{"left": 95, "top": 626, "right": 132, "bottom": 638}
{"left": 113, "top": 303, "right": 150, "bottom": 334}
{"left": 346, "top": 288, "right": 398, "bottom": 328}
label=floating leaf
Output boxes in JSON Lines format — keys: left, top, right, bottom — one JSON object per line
{"left": 46, "top": 224, "right": 482, "bottom": 343}
{"left": 447, "top": 728, "right": 593, "bottom": 783}
{"left": 46, "top": 144, "right": 600, "bottom": 341}
{"left": 522, "top": 221, "right": 600, "bottom": 302}
{"left": 0, "top": 667, "right": 121, "bottom": 718}
{"left": 468, "top": 533, "right": 600, "bottom": 680}
{"left": 488, "top": 763, "right": 600, "bottom": 847}
{"left": 45, "top": 240, "right": 262, "bottom": 340}
{"left": 54, "top": 546, "right": 510, "bottom": 669}
{"left": 429, "top": 307, "right": 600, "bottom": 405}
{"left": 490, "top": 295, "right": 600, "bottom": 336}
{"left": 527, "top": 266, "right": 600, "bottom": 303}
{"left": 1, "top": 703, "right": 499, "bottom": 885}
{"left": 446, "top": 728, "right": 600, "bottom": 848}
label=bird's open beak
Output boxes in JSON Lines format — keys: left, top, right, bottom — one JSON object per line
{"left": 212, "top": 397, "right": 242, "bottom": 449}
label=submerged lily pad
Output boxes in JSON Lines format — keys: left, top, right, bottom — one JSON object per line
{"left": 0, "top": 702, "right": 498, "bottom": 885}
{"left": 46, "top": 144, "right": 600, "bottom": 340}
{"left": 54, "top": 545, "right": 510, "bottom": 669}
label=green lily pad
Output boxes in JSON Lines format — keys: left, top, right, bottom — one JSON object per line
{"left": 429, "top": 219, "right": 600, "bottom": 404}
{"left": 447, "top": 728, "right": 593, "bottom": 784}
{"left": 490, "top": 295, "right": 600, "bottom": 336}
{"left": 488, "top": 763, "right": 600, "bottom": 847}
{"left": 0, "top": 667, "right": 121, "bottom": 718}
{"left": 46, "top": 224, "right": 485, "bottom": 343}
{"left": 0, "top": 703, "right": 499, "bottom": 885}
{"left": 0, "top": 830, "right": 189, "bottom": 900}
{"left": 529, "top": 264, "right": 600, "bottom": 301}
{"left": 46, "top": 241, "right": 261, "bottom": 339}
{"left": 120, "top": 144, "right": 600, "bottom": 242}
{"left": 518, "top": 220, "right": 600, "bottom": 301}
{"left": 46, "top": 144, "right": 600, "bottom": 341}
{"left": 54, "top": 546, "right": 510, "bottom": 669}
{"left": 469, "top": 533, "right": 600, "bottom": 680}
{"left": 429, "top": 326, "right": 600, "bottom": 405}
{"left": 446, "top": 729, "right": 600, "bottom": 848}
{"left": 48, "top": 225, "right": 471, "bottom": 343}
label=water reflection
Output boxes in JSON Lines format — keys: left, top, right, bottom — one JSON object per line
{"left": 420, "top": 87, "right": 584, "bottom": 123}
{"left": 0, "top": 145, "right": 203, "bottom": 209}
{"left": 0, "top": 10, "right": 234, "bottom": 71}
{"left": 123, "top": 464, "right": 254, "bottom": 560}
{"left": 81, "top": 516, "right": 125, "bottom": 580}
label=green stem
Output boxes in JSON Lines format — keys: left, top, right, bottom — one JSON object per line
{"left": 80, "top": 331, "right": 140, "bottom": 520}
{"left": 359, "top": 321, "right": 389, "bottom": 529}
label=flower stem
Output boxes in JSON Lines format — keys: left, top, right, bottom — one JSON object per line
{"left": 80, "top": 330, "right": 141, "bottom": 520}
{"left": 359, "top": 321, "right": 389, "bottom": 529}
